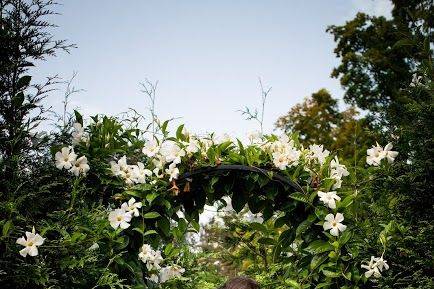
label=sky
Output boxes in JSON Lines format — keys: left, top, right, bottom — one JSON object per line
{"left": 33, "top": 0, "right": 392, "bottom": 137}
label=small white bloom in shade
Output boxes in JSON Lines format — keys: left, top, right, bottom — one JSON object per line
{"left": 72, "top": 123, "right": 88, "bottom": 144}
{"left": 361, "top": 256, "right": 382, "bottom": 278}
{"left": 16, "top": 227, "right": 45, "bottom": 257}
{"left": 121, "top": 197, "right": 142, "bottom": 217}
{"left": 323, "top": 213, "right": 346, "bottom": 236}
{"left": 165, "top": 162, "right": 179, "bottom": 181}
{"left": 332, "top": 178, "right": 343, "bottom": 190}
{"left": 142, "top": 139, "right": 160, "bottom": 158}
{"left": 88, "top": 242, "right": 99, "bottom": 251}
{"left": 330, "top": 156, "right": 349, "bottom": 179}
{"left": 309, "top": 144, "right": 330, "bottom": 165}
{"left": 383, "top": 143, "right": 398, "bottom": 163}
{"left": 373, "top": 256, "right": 390, "bottom": 272}
{"left": 318, "top": 191, "right": 341, "bottom": 209}
{"left": 148, "top": 274, "right": 159, "bottom": 283}
{"left": 135, "top": 162, "right": 152, "bottom": 184}
{"left": 108, "top": 208, "right": 132, "bottom": 229}
{"left": 55, "top": 147, "right": 77, "bottom": 170}
{"left": 70, "top": 155, "right": 90, "bottom": 176}
{"left": 159, "top": 265, "right": 185, "bottom": 283}
{"left": 366, "top": 143, "right": 384, "bottom": 166}
{"left": 138, "top": 244, "right": 164, "bottom": 271}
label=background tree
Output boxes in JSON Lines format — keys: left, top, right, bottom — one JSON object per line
{"left": 327, "top": 1, "right": 433, "bottom": 288}
{"left": 275, "top": 89, "right": 376, "bottom": 161}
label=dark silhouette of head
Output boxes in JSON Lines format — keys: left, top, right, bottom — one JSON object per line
{"left": 219, "top": 276, "right": 260, "bottom": 289}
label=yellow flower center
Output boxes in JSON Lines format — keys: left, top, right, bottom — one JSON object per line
{"left": 116, "top": 216, "right": 123, "bottom": 221}
{"left": 332, "top": 221, "right": 337, "bottom": 227}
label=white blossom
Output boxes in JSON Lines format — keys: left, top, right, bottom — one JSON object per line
{"left": 70, "top": 155, "right": 90, "bottom": 176}
{"left": 159, "top": 265, "right": 185, "bottom": 283}
{"left": 309, "top": 144, "right": 330, "bottom": 165}
{"left": 330, "top": 156, "right": 349, "bottom": 179}
{"left": 318, "top": 191, "right": 341, "bottom": 209}
{"left": 366, "top": 143, "right": 384, "bottom": 166}
{"left": 142, "top": 139, "right": 160, "bottom": 158}
{"left": 16, "top": 227, "right": 45, "bottom": 257}
{"left": 55, "top": 147, "right": 77, "bottom": 170}
{"left": 165, "top": 162, "right": 179, "bottom": 181}
{"left": 366, "top": 142, "right": 398, "bottom": 166}
{"left": 323, "top": 213, "right": 346, "bottom": 236}
{"left": 108, "top": 208, "right": 132, "bottom": 229}
{"left": 160, "top": 141, "right": 185, "bottom": 164}
{"left": 135, "top": 162, "right": 152, "bottom": 184}
{"left": 121, "top": 197, "right": 142, "bottom": 217}
{"left": 72, "top": 123, "right": 88, "bottom": 145}
{"left": 138, "top": 244, "right": 164, "bottom": 271}
{"left": 361, "top": 256, "right": 389, "bottom": 279}
{"left": 185, "top": 138, "right": 200, "bottom": 154}
{"left": 383, "top": 143, "right": 398, "bottom": 164}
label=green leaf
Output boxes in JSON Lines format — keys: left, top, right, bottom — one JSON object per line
{"left": 74, "top": 110, "right": 83, "bottom": 125}
{"left": 17, "top": 75, "right": 31, "bottom": 89}
{"left": 2, "top": 220, "right": 13, "bottom": 236}
{"left": 322, "top": 269, "right": 340, "bottom": 278}
{"left": 143, "top": 212, "right": 161, "bottom": 219}
{"left": 310, "top": 253, "right": 328, "bottom": 270}
{"left": 176, "top": 124, "right": 185, "bottom": 140}
{"left": 304, "top": 240, "right": 334, "bottom": 254}
{"left": 143, "top": 230, "right": 158, "bottom": 236}
{"left": 157, "top": 217, "right": 171, "bottom": 236}
{"left": 289, "top": 192, "right": 309, "bottom": 203}
{"left": 257, "top": 237, "right": 275, "bottom": 245}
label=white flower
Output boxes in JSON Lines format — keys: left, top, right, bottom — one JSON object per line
{"left": 361, "top": 256, "right": 390, "bottom": 279}
{"left": 185, "top": 138, "right": 200, "bottom": 154}
{"left": 165, "top": 163, "right": 179, "bottom": 181}
{"left": 148, "top": 274, "right": 159, "bottom": 283}
{"left": 309, "top": 144, "right": 330, "bottom": 165}
{"left": 272, "top": 152, "right": 289, "bottom": 170}
{"left": 323, "top": 213, "right": 346, "bottom": 236}
{"left": 55, "top": 147, "right": 77, "bottom": 170}
{"left": 121, "top": 197, "right": 142, "bottom": 217}
{"left": 366, "top": 143, "right": 384, "bottom": 166}
{"left": 272, "top": 144, "right": 301, "bottom": 170}
{"left": 361, "top": 256, "right": 381, "bottom": 278}
{"left": 318, "top": 191, "right": 341, "bottom": 209}
{"left": 366, "top": 142, "right": 398, "bottom": 166}
{"left": 383, "top": 143, "right": 398, "bottom": 164}
{"left": 72, "top": 123, "right": 88, "bottom": 145}
{"left": 142, "top": 139, "right": 160, "bottom": 158}
{"left": 16, "top": 227, "right": 45, "bottom": 257}
{"left": 330, "top": 156, "right": 349, "bottom": 179}
{"left": 247, "top": 130, "right": 262, "bottom": 144}
{"left": 160, "top": 141, "right": 185, "bottom": 164}
{"left": 373, "top": 256, "right": 389, "bottom": 272}
{"left": 70, "top": 155, "right": 90, "bottom": 176}
{"left": 159, "top": 265, "right": 185, "bottom": 283}
{"left": 108, "top": 208, "right": 132, "bottom": 229}
{"left": 110, "top": 156, "right": 128, "bottom": 176}
{"left": 135, "top": 162, "right": 152, "bottom": 184}
{"left": 138, "top": 244, "right": 164, "bottom": 271}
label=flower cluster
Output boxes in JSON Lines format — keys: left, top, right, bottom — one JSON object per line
{"left": 16, "top": 227, "right": 45, "bottom": 257}
{"left": 110, "top": 156, "right": 152, "bottom": 185}
{"left": 263, "top": 134, "right": 302, "bottom": 170}
{"left": 55, "top": 146, "right": 90, "bottom": 176}
{"left": 108, "top": 197, "right": 142, "bottom": 229}
{"left": 138, "top": 244, "right": 185, "bottom": 284}
{"left": 361, "top": 256, "right": 389, "bottom": 279}
{"left": 366, "top": 142, "right": 398, "bottom": 166}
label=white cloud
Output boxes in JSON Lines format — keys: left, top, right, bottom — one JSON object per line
{"left": 348, "top": 0, "right": 393, "bottom": 19}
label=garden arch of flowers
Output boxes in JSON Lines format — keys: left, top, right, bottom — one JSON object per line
{"left": 17, "top": 112, "right": 397, "bottom": 288}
